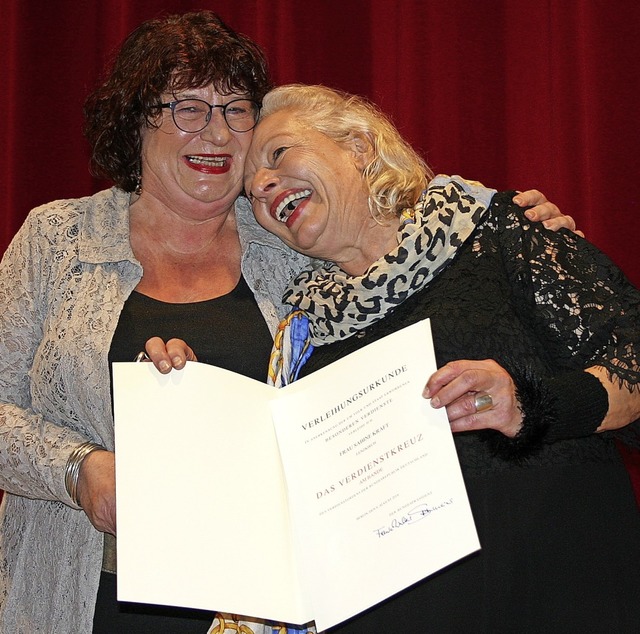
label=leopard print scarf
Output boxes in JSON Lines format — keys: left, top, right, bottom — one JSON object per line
{"left": 283, "top": 175, "right": 495, "bottom": 345}
{"left": 267, "top": 176, "right": 495, "bottom": 387}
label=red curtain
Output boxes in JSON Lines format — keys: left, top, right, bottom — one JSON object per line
{"left": 1, "top": 0, "right": 639, "bottom": 492}
{"left": 2, "top": 0, "right": 639, "bottom": 286}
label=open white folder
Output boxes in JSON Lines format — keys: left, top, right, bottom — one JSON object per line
{"left": 113, "top": 319, "right": 479, "bottom": 632}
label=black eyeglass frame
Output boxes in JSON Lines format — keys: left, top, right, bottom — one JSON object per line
{"left": 158, "top": 98, "right": 261, "bottom": 133}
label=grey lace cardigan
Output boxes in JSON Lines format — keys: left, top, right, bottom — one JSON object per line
{"left": 0, "top": 188, "right": 311, "bottom": 633}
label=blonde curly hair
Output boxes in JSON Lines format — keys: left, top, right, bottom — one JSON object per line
{"left": 258, "top": 84, "right": 433, "bottom": 221}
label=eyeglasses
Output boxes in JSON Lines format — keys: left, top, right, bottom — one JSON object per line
{"left": 159, "top": 98, "right": 260, "bottom": 133}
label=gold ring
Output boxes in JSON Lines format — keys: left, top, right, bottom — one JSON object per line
{"left": 474, "top": 392, "right": 493, "bottom": 413}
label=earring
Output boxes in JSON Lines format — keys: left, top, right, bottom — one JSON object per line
{"left": 134, "top": 171, "right": 142, "bottom": 196}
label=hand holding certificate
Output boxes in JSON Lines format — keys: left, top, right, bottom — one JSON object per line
{"left": 113, "top": 319, "right": 479, "bottom": 631}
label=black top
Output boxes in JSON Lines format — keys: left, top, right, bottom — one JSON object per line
{"left": 300, "top": 193, "right": 640, "bottom": 633}
{"left": 109, "top": 275, "right": 273, "bottom": 382}
{"left": 100, "top": 275, "right": 273, "bottom": 631}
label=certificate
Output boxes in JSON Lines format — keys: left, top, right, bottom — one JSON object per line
{"left": 113, "top": 319, "right": 479, "bottom": 631}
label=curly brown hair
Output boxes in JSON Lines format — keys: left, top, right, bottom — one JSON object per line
{"left": 84, "top": 11, "right": 272, "bottom": 192}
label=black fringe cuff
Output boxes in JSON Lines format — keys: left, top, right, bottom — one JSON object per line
{"left": 544, "top": 371, "right": 609, "bottom": 442}
{"left": 485, "top": 366, "right": 609, "bottom": 460}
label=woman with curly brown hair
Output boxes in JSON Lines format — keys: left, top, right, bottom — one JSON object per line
{"left": 0, "top": 11, "right": 570, "bottom": 634}
{"left": 0, "top": 11, "right": 296, "bottom": 633}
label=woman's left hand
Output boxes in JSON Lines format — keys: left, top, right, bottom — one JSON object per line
{"left": 143, "top": 337, "right": 197, "bottom": 373}
{"left": 513, "top": 190, "right": 584, "bottom": 236}
{"left": 424, "top": 359, "right": 523, "bottom": 437}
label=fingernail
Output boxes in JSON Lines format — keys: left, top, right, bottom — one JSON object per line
{"left": 525, "top": 210, "right": 535, "bottom": 220}
{"left": 431, "top": 396, "right": 440, "bottom": 408}
{"left": 423, "top": 387, "right": 431, "bottom": 398}
{"left": 159, "top": 360, "right": 170, "bottom": 372}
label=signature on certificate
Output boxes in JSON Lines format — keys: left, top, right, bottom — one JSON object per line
{"left": 374, "top": 499, "right": 453, "bottom": 538}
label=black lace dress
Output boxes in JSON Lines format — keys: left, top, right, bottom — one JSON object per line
{"left": 299, "top": 192, "right": 640, "bottom": 633}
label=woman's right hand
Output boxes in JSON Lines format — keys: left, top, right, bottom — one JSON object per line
{"left": 144, "top": 337, "right": 198, "bottom": 373}
{"left": 76, "top": 449, "right": 117, "bottom": 535}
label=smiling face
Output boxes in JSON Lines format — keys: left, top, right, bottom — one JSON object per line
{"left": 140, "top": 84, "right": 254, "bottom": 218}
{"left": 244, "top": 109, "right": 395, "bottom": 272}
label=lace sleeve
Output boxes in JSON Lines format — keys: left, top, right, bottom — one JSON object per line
{"left": 0, "top": 208, "right": 88, "bottom": 503}
{"left": 488, "top": 192, "right": 640, "bottom": 387}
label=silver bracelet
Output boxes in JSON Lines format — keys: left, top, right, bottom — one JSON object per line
{"left": 64, "top": 441, "right": 106, "bottom": 507}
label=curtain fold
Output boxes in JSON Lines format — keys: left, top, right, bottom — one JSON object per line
{"left": 2, "top": 0, "right": 637, "bottom": 284}
{"left": 1, "top": 0, "right": 639, "bottom": 494}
